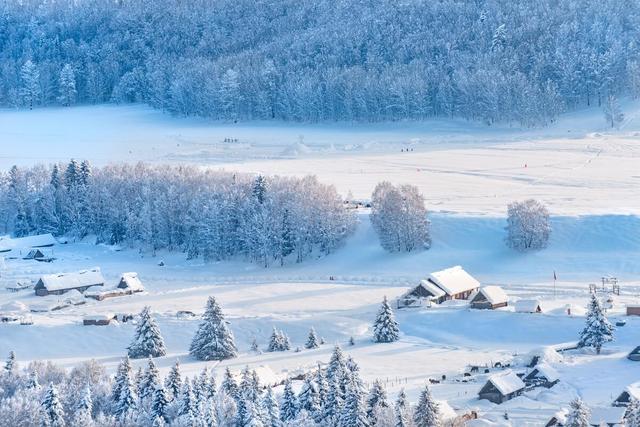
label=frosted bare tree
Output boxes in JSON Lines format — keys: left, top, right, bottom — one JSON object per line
{"left": 505, "top": 199, "right": 551, "bottom": 252}
{"left": 371, "top": 182, "right": 431, "bottom": 253}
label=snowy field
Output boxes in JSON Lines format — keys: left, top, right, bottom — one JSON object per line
{"left": 1, "top": 104, "right": 640, "bottom": 424}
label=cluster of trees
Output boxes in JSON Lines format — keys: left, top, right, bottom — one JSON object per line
{"left": 505, "top": 199, "right": 551, "bottom": 252}
{"left": 0, "top": 347, "right": 446, "bottom": 427}
{"left": 1, "top": 0, "right": 639, "bottom": 125}
{"left": 370, "top": 183, "right": 430, "bottom": 253}
{"left": 565, "top": 396, "right": 640, "bottom": 427}
{"left": 0, "top": 161, "right": 356, "bottom": 266}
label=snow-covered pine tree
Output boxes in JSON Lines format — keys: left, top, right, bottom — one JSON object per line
{"left": 338, "top": 378, "right": 369, "bottom": 427}
{"left": 298, "top": 376, "right": 320, "bottom": 416}
{"left": 565, "top": 398, "right": 590, "bottom": 427}
{"left": 115, "top": 364, "right": 138, "bottom": 420}
{"left": 394, "top": 389, "right": 409, "bottom": 427}
{"left": 268, "top": 327, "right": 287, "bottom": 352}
{"left": 413, "top": 385, "right": 440, "bottom": 427}
{"left": 111, "top": 356, "right": 132, "bottom": 404}
{"left": 41, "top": 383, "right": 66, "bottom": 427}
{"left": 79, "top": 160, "right": 92, "bottom": 186}
{"left": 263, "top": 385, "right": 281, "bottom": 427}
{"left": 165, "top": 360, "right": 182, "bottom": 400}
{"left": 579, "top": 294, "right": 614, "bottom": 354}
{"left": 603, "top": 94, "right": 624, "bottom": 128}
{"left": 140, "top": 357, "right": 161, "bottom": 400}
{"left": 244, "top": 400, "right": 265, "bottom": 427}
{"left": 26, "top": 370, "right": 40, "bottom": 389}
{"left": 327, "top": 345, "right": 347, "bottom": 385}
{"left": 58, "top": 64, "right": 77, "bottom": 107}
{"left": 373, "top": 296, "right": 400, "bottom": 343}
{"left": 305, "top": 327, "right": 320, "bottom": 349}
{"left": 128, "top": 306, "right": 167, "bottom": 359}
{"left": 189, "top": 296, "right": 238, "bottom": 361}
{"left": 366, "top": 380, "right": 388, "bottom": 423}
{"left": 72, "top": 384, "right": 93, "bottom": 427}
{"left": 222, "top": 367, "right": 239, "bottom": 400}
{"left": 4, "top": 351, "right": 17, "bottom": 374}
{"left": 280, "top": 379, "right": 299, "bottom": 422}
{"left": 150, "top": 384, "right": 169, "bottom": 423}
{"left": 314, "top": 365, "right": 329, "bottom": 411}
{"left": 178, "top": 381, "right": 196, "bottom": 417}
{"left": 20, "top": 60, "right": 40, "bottom": 110}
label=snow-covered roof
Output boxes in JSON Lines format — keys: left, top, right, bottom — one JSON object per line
{"left": 428, "top": 266, "right": 480, "bottom": 296}
{"left": 0, "top": 233, "right": 57, "bottom": 251}
{"left": 118, "top": 272, "right": 144, "bottom": 291}
{"left": 486, "top": 370, "right": 525, "bottom": 395}
{"left": 477, "top": 286, "right": 508, "bottom": 305}
{"left": 83, "top": 313, "right": 116, "bottom": 321}
{"left": 590, "top": 406, "right": 626, "bottom": 424}
{"left": 418, "top": 279, "right": 446, "bottom": 298}
{"left": 528, "top": 362, "right": 559, "bottom": 382}
{"left": 515, "top": 299, "right": 543, "bottom": 313}
{"left": 621, "top": 384, "right": 640, "bottom": 401}
{"left": 36, "top": 268, "right": 105, "bottom": 291}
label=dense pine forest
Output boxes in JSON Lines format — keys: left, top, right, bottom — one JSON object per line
{"left": 1, "top": 0, "right": 639, "bottom": 125}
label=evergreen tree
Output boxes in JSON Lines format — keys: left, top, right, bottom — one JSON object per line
{"left": 58, "top": 64, "right": 77, "bottom": 107}
{"left": 413, "top": 385, "right": 440, "bottom": 427}
{"left": 111, "top": 356, "right": 132, "bottom": 404}
{"left": 280, "top": 379, "right": 299, "bottom": 422}
{"left": 565, "top": 398, "right": 590, "bottom": 427}
{"left": 314, "top": 365, "right": 329, "bottom": 410}
{"left": 20, "top": 60, "right": 40, "bottom": 109}
{"left": 26, "top": 370, "right": 40, "bottom": 389}
{"left": 128, "top": 306, "right": 167, "bottom": 358}
{"left": 394, "top": 389, "right": 409, "bottom": 427}
{"left": 73, "top": 384, "right": 94, "bottom": 427}
{"left": 150, "top": 385, "right": 169, "bottom": 423}
{"left": 263, "top": 386, "right": 281, "bottom": 427}
{"left": 322, "top": 376, "right": 343, "bottom": 425}
{"left": 222, "top": 367, "right": 239, "bottom": 400}
{"left": 115, "top": 364, "right": 138, "bottom": 419}
{"left": 79, "top": 160, "right": 92, "bottom": 186}
{"left": 327, "top": 345, "right": 347, "bottom": 385}
{"left": 139, "top": 357, "right": 161, "bottom": 400}
{"left": 298, "top": 376, "right": 320, "bottom": 417}
{"left": 366, "top": 380, "right": 388, "bottom": 423}
{"left": 50, "top": 165, "right": 61, "bottom": 190}
{"left": 338, "top": 378, "right": 369, "bottom": 427}
{"left": 252, "top": 175, "right": 268, "bottom": 204}
{"left": 41, "top": 383, "right": 66, "bottom": 427}
{"left": 165, "top": 360, "right": 182, "bottom": 400}
{"left": 189, "top": 296, "right": 238, "bottom": 360}
{"left": 579, "top": 294, "right": 614, "bottom": 354}
{"left": 178, "top": 381, "right": 195, "bottom": 417}
{"left": 279, "top": 208, "right": 295, "bottom": 265}
{"left": 4, "top": 351, "right": 16, "bottom": 374}
{"left": 64, "top": 159, "right": 80, "bottom": 190}
{"left": 305, "top": 327, "right": 320, "bottom": 349}
{"left": 373, "top": 297, "right": 400, "bottom": 343}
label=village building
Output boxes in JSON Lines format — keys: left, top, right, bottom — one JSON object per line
{"left": 83, "top": 313, "right": 117, "bottom": 326}
{"left": 523, "top": 362, "right": 559, "bottom": 388}
{"left": 627, "top": 304, "right": 640, "bottom": 316}
{"left": 515, "top": 299, "right": 544, "bottom": 314}
{"left": 478, "top": 370, "right": 526, "bottom": 404}
{"left": 23, "top": 248, "right": 46, "bottom": 260}
{"left": 34, "top": 268, "right": 105, "bottom": 296}
{"left": 117, "top": 272, "right": 144, "bottom": 292}
{"left": 399, "top": 266, "right": 481, "bottom": 307}
{"left": 612, "top": 385, "right": 640, "bottom": 407}
{"left": 85, "top": 272, "right": 145, "bottom": 301}
{"left": 0, "top": 233, "right": 57, "bottom": 253}
{"left": 628, "top": 346, "right": 640, "bottom": 361}
{"left": 469, "top": 286, "right": 509, "bottom": 309}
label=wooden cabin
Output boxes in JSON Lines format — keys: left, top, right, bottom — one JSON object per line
{"left": 83, "top": 313, "right": 116, "bottom": 326}
{"left": 613, "top": 385, "right": 640, "bottom": 407}
{"left": 627, "top": 305, "right": 640, "bottom": 316}
{"left": 470, "top": 286, "right": 508, "bottom": 309}
{"left": 478, "top": 371, "right": 525, "bottom": 404}
{"left": 34, "top": 268, "right": 105, "bottom": 296}
{"left": 23, "top": 249, "right": 45, "bottom": 260}
{"left": 515, "top": 299, "right": 543, "bottom": 313}
{"left": 523, "top": 362, "right": 559, "bottom": 388}
{"left": 117, "top": 272, "right": 144, "bottom": 292}
{"left": 428, "top": 266, "right": 480, "bottom": 303}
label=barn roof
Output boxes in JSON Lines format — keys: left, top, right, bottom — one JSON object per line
{"left": 428, "top": 266, "right": 480, "bottom": 296}
{"left": 0, "top": 233, "right": 57, "bottom": 251}
{"left": 527, "top": 362, "right": 559, "bottom": 382}
{"left": 515, "top": 299, "right": 543, "bottom": 313}
{"left": 590, "top": 406, "right": 626, "bottom": 424}
{"left": 119, "top": 272, "right": 144, "bottom": 291}
{"left": 486, "top": 371, "right": 525, "bottom": 395}
{"left": 417, "top": 279, "right": 446, "bottom": 298}
{"left": 37, "top": 268, "right": 105, "bottom": 291}
{"left": 617, "top": 384, "right": 640, "bottom": 401}
{"left": 83, "top": 313, "right": 116, "bottom": 321}
{"left": 476, "top": 286, "right": 508, "bottom": 305}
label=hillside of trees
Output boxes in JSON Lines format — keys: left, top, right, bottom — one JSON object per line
{"left": 1, "top": 0, "right": 639, "bottom": 125}
{"left": 0, "top": 161, "right": 356, "bottom": 266}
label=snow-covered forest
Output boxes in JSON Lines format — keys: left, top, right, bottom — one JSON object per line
{"left": 1, "top": 0, "right": 639, "bottom": 125}
{"left": 0, "top": 161, "right": 355, "bottom": 265}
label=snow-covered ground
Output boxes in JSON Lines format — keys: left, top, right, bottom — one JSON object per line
{"left": 1, "top": 103, "right": 640, "bottom": 424}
